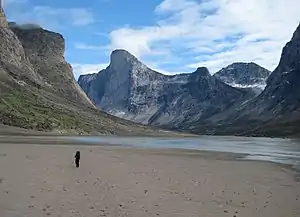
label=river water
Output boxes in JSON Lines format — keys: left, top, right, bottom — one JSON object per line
{"left": 74, "top": 136, "right": 300, "bottom": 171}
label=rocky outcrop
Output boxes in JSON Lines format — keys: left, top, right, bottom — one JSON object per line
{"left": 214, "top": 62, "right": 271, "bottom": 95}
{"left": 0, "top": 9, "right": 42, "bottom": 85}
{"left": 9, "top": 24, "right": 95, "bottom": 107}
{"left": 253, "top": 23, "right": 300, "bottom": 118}
{"left": 0, "top": 8, "right": 7, "bottom": 27}
{"left": 79, "top": 50, "right": 253, "bottom": 127}
{"left": 79, "top": 49, "right": 171, "bottom": 124}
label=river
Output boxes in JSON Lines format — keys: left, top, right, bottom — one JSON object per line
{"left": 73, "top": 135, "right": 300, "bottom": 171}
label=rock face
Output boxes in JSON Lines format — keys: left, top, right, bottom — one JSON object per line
{"left": 214, "top": 62, "right": 271, "bottom": 95}
{"left": 0, "top": 8, "right": 7, "bottom": 27}
{"left": 0, "top": 9, "right": 163, "bottom": 135}
{"left": 79, "top": 49, "right": 166, "bottom": 124}
{"left": 0, "top": 10, "right": 41, "bottom": 85}
{"left": 250, "top": 23, "right": 300, "bottom": 120}
{"left": 196, "top": 23, "right": 300, "bottom": 137}
{"left": 79, "top": 50, "right": 253, "bottom": 126}
{"left": 9, "top": 23, "right": 94, "bottom": 107}
{"left": 78, "top": 23, "right": 300, "bottom": 137}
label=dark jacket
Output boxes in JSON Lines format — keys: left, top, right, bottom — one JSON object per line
{"left": 75, "top": 151, "right": 80, "bottom": 160}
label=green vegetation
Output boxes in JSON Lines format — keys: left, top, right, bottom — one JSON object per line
{"left": 0, "top": 85, "right": 84, "bottom": 131}
{"left": 0, "top": 80, "right": 178, "bottom": 136}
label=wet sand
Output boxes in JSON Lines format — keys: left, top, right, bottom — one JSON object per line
{"left": 0, "top": 143, "right": 299, "bottom": 217}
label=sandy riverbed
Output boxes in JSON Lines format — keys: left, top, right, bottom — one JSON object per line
{"left": 0, "top": 143, "right": 299, "bottom": 217}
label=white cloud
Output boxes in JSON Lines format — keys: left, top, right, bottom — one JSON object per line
{"left": 32, "top": 6, "right": 94, "bottom": 27}
{"left": 71, "top": 63, "right": 108, "bottom": 80}
{"left": 108, "top": 0, "right": 300, "bottom": 74}
{"left": 74, "top": 43, "right": 106, "bottom": 50}
{"left": 6, "top": 5, "right": 95, "bottom": 30}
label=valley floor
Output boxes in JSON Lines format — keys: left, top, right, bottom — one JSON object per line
{"left": 0, "top": 141, "right": 299, "bottom": 217}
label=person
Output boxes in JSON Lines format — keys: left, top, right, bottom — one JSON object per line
{"left": 74, "top": 151, "right": 80, "bottom": 168}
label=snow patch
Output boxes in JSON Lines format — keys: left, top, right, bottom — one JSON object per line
{"left": 226, "top": 82, "right": 266, "bottom": 90}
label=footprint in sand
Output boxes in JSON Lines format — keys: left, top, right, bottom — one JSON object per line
{"left": 0, "top": 178, "right": 4, "bottom": 183}
{"left": 62, "top": 186, "right": 67, "bottom": 192}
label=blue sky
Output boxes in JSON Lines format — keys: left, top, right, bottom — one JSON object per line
{"left": 4, "top": 0, "right": 300, "bottom": 80}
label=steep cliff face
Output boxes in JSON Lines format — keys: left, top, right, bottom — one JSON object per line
{"left": 79, "top": 51, "right": 252, "bottom": 127}
{"left": 0, "top": 10, "right": 42, "bottom": 85}
{"left": 79, "top": 49, "right": 168, "bottom": 124}
{"left": 9, "top": 23, "right": 94, "bottom": 107}
{"left": 252, "top": 23, "right": 300, "bottom": 119}
{"left": 0, "top": 8, "right": 7, "bottom": 27}
{"left": 0, "top": 9, "right": 164, "bottom": 135}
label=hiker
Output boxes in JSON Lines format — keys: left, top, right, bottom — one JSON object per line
{"left": 74, "top": 151, "right": 80, "bottom": 168}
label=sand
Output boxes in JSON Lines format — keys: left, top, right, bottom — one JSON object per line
{"left": 0, "top": 143, "right": 299, "bottom": 217}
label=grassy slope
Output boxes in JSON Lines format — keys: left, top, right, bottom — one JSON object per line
{"left": 0, "top": 78, "right": 185, "bottom": 136}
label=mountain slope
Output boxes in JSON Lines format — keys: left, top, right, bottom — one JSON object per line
{"left": 0, "top": 9, "right": 168, "bottom": 136}
{"left": 185, "top": 23, "right": 300, "bottom": 137}
{"left": 79, "top": 50, "right": 253, "bottom": 128}
{"left": 214, "top": 62, "right": 271, "bottom": 95}
{"left": 239, "top": 22, "right": 300, "bottom": 136}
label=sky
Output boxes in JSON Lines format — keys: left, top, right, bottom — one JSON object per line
{"left": 4, "top": 0, "right": 300, "bottom": 80}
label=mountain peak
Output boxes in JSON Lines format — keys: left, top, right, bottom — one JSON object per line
{"left": 111, "top": 49, "right": 138, "bottom": 60}
{"left": 267, "top": 23, "right": 300, "bottom": 85}
{"left": 194, "top": 67, "right": 210, "bottom": 77}
{"left": 111, "top": 49, "right": 132, "bottom": 55}
{"left": 292, "top": 22, "right": 300, "bottom": 41}
{"left": 229, "top": 62, "right": 256, "bottom": 67}
{"left": 214, "top": 62, "right": 270, "bottom": 91}
{"left": 110, "top": 49, "right": 141, "bottom": 67}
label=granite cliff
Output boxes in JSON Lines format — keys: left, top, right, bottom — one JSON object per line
{"left": 78, "top": 50, "right": 253, "bottom": 128}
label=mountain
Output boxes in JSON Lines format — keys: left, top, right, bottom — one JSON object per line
{"left": 184, "top": 23, "right": 300, "bottom": 137}
{"left": 214, "top": 62, "right": 271, "bottom": 95}
{"left": 239, "top": 22, "right": 300, "bottom": 136}
{"left": 79, "top": 23, "right": 300, "bottom": 137}
{"left": 78, "top": 49, "right": 253, "bottom": 128}
{"left": 0, "top": 8, "right": 169, "bottom": 136}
